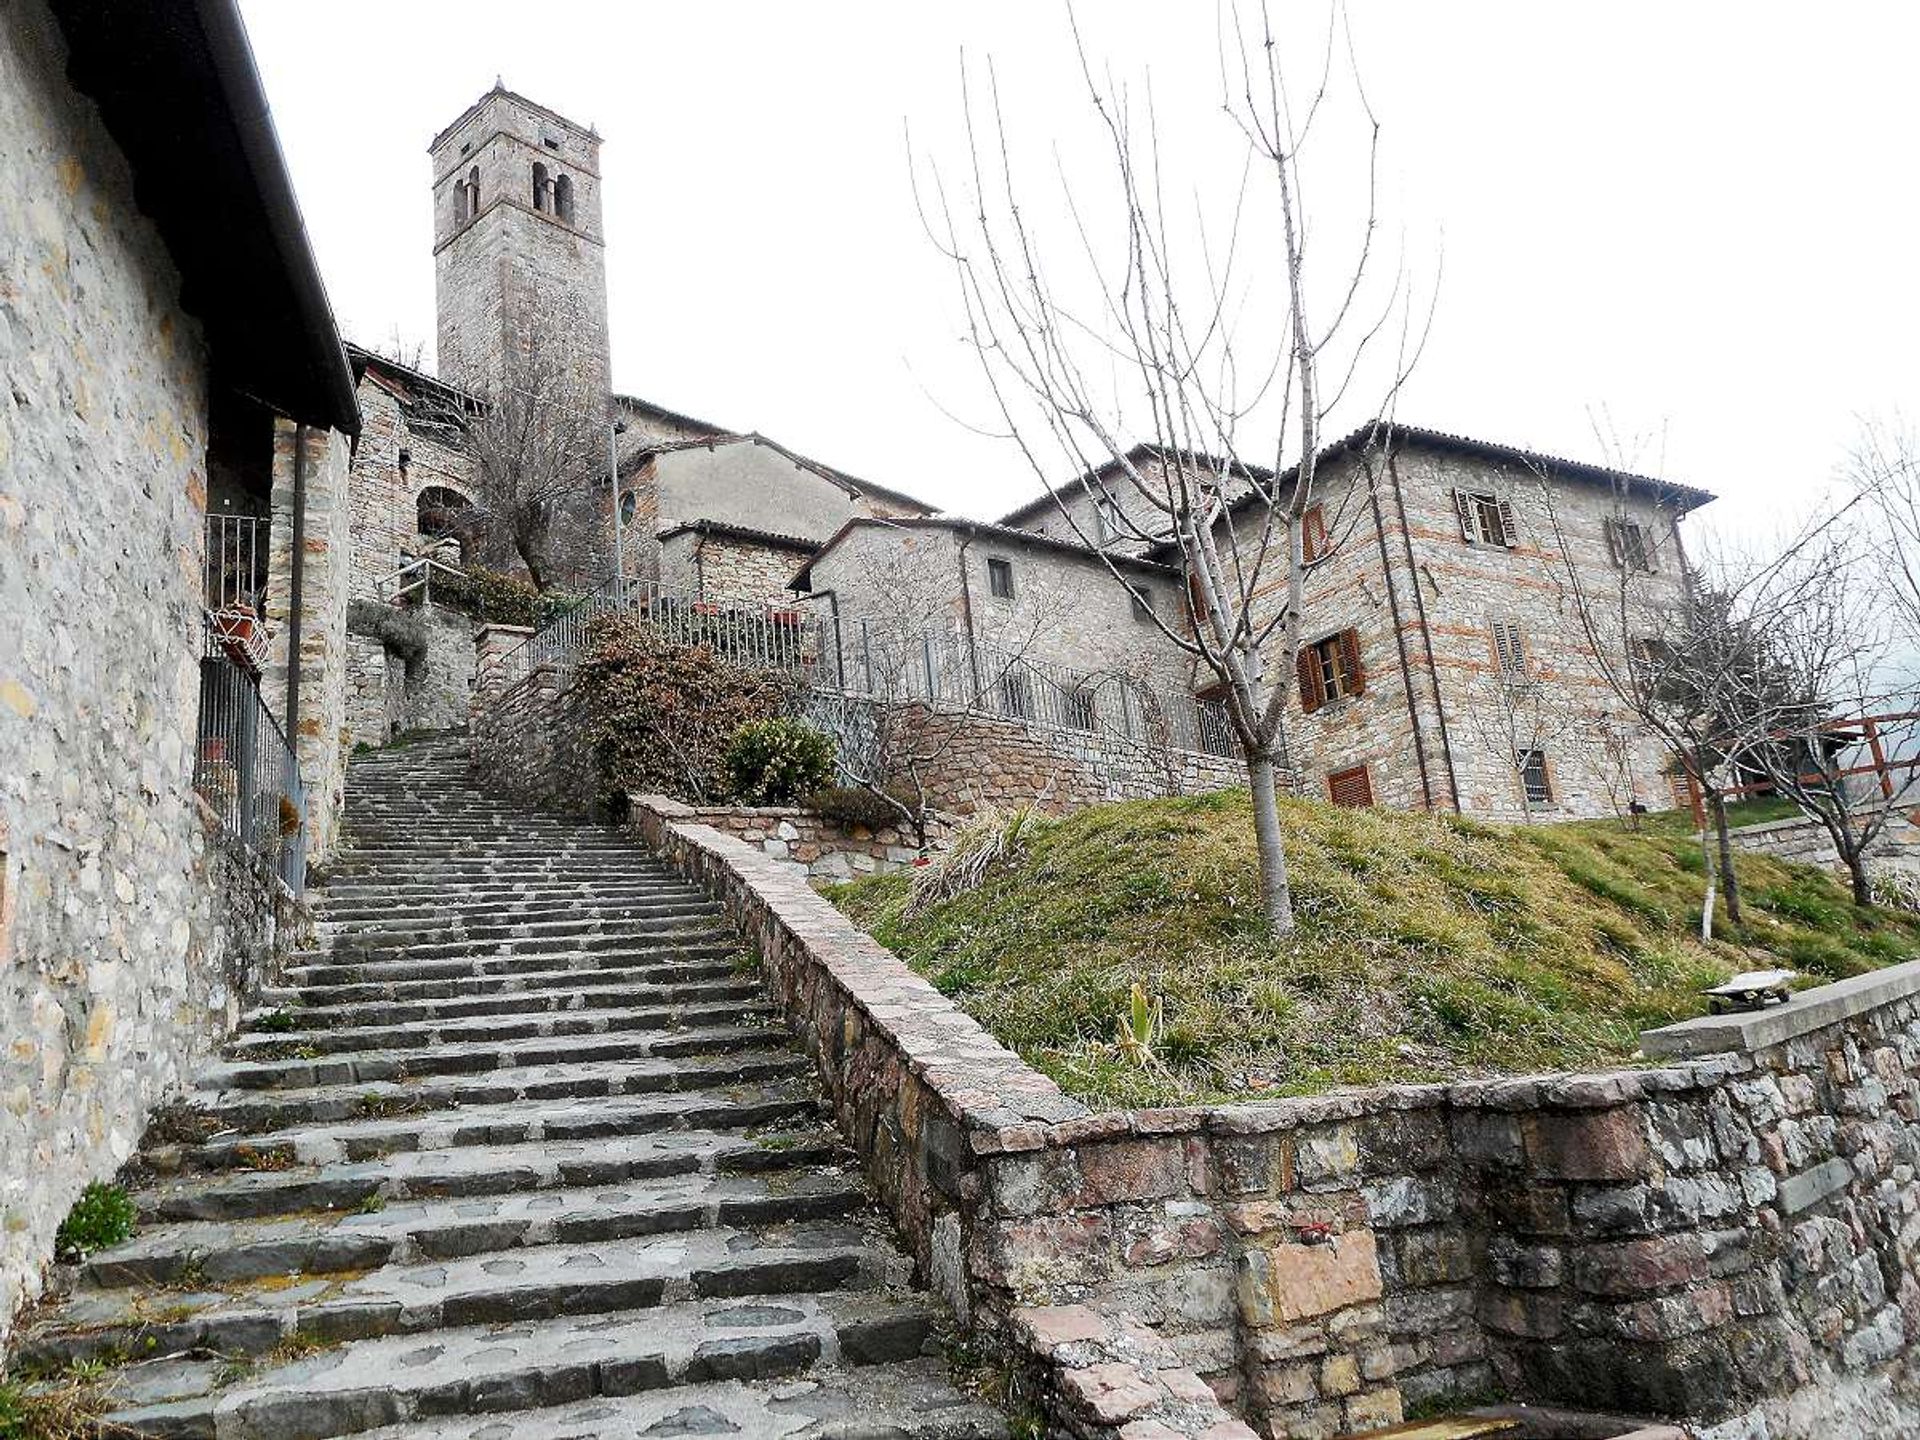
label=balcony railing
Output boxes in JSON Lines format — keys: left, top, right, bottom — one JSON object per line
{"left": 205, "top": 514, "right": 271, "bottom": 671}
{"left": 195, "top": 621, "right": 306, "bottom": 894}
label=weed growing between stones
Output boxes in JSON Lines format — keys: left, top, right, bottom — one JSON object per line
{"left": 354, "top": 1192, "right": 387, "bottom": 1215}
{"left": 53, "top": 1184, "right": 135, "bottom": 1262}
{"left": 140, "top": 1102, "right": 225, "bottom": 1148}
{"left": 231, "top": 1146, "right": 293, "bottom": 1172}
{"left": 0, "top": 1365, "right": 116, "bottom": 1440}
{"left": 255, "top": 1009, "right": 299, "bottom": 1034}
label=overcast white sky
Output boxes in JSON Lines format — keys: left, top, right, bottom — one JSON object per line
{"left": 240, "top": 3, "right": 1920, "bottom": 537}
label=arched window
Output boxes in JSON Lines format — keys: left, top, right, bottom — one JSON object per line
{"left": 619, "top": 490, "right": 638, "bottom": 524}
{"left": 416, "top": 485, "right": 473, "bottom": 540}
{"left": 554, "top": 173, "right": 574, "bottom": 224}
{"left": 464, "top": 166, "right": 479, "bottom": 220}
{"left": 531, "top": 162, "right": 549, "bottom": 212}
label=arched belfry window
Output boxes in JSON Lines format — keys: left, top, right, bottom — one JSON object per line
{"left": 531, "top": 162, "right": 550, "bottom": 213}
{"left": 464, "top": 166, "right": 480, "bottom": 221}
{"left": 417, "top": 485, "right": 473, "bottom": 540}
{"left": 554, "top": 173, "right": 574, "bottom": 224}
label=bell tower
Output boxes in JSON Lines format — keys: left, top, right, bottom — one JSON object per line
{"left": 429, "top": 85, "right": 611, "bottom": 406}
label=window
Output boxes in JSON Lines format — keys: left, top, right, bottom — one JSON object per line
{"left": 465, "top": 166, "right": 479, "bottom": 220}
{"left": 554, "top": 173, "right": 575, "bottom": 224}
{"left": 1297, "top": 628, "right": 1365, "bottom": 713}
{"left": 1606, "top": 518, "right": 1656, "bottom": 572}
{"left": 543, "top": 136, "right": 560, "bottom": 151}
{"left": 987, "top": 557, "right": 1015, "bottom": 599}
{"left": 1328, "top": 763, "right": 1374, "bottom": 808}
{"left": 1130, "top": 587, "right": 1155, "bottom": 622}
{"left": 1490, "top": 619, "right": 1528, "bottom": 678}
{"left": 1094, "top": 496, "right": 1125, "bottom": 544}
{"left": 1301, "top": 503, "right": 1329, "bottom": 564}
{"left": 619, "top": 491, "right": 638, "bottom": 524}
{"left": 1065, "top": 686, "right": 1098, "bottom": 731}
{"left": 1519, "top": 750, "right": 1553, "bottom": 805}
{"left": 532, "top": 162, "right": 550, "bottom": 212}
{"left": 1665, "top": 762, "right": 1695, "bottom": 813}
{"left": 416, "top": 485, "right": 472, "bottom": 539}
{"left": 1452, "top": 489, "right": 1517, "bottom": 548}
{"left": 999, "top": 668, "right": 1033, "bottom": 719}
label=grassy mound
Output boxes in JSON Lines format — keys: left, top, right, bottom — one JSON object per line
{"left": 826, "top": 791, "right": 1920, "bottom": 1108}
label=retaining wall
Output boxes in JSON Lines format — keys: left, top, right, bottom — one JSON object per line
{"left": 629, "top": 794, "right": 1920, "bottom": 1439}
{"left": 640, "top": 798, "right": 940, "bottom": 881}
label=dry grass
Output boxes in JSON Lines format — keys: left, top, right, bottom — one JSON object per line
{"left": 827, "top": 790, "right": 1920, "bottom": 1108}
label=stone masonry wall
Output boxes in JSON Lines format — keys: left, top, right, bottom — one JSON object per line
{"left": 0, "top": 0, "right": 312, "bottom": 1342}
{"left": 642, "top": 799, "right": 935, "bottom": 882}
{"left": 627, "top": 799, "right": 1920, "bottom": 1439}
{"left": 345, "top": 603, "right": 476, "bottom": 749}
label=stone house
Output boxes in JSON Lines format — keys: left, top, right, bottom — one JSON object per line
{"left": 988, "top": 423, "right": 1709, "bottom": 822}
{"left": 0, "top": 0, "right": 359, "bottom": 1339}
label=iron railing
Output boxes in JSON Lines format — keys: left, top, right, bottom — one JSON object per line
{"left": 525, "top": 579, "right": 827, "bottom": 673}
{"left": 206, "top": 514, "right": 269, "bottom": 614}
{"left": 195, "top": 623, "right": 307, "bottom": 894}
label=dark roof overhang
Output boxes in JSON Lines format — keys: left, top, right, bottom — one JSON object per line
{"left": 47, "top": 0, "right": 360, "bottom": 435}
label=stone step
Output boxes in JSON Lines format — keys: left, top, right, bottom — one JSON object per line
{"left": 97, "top": 1291, "right": 945, "bottom": 1439}
{"left": 194, "top": 1046, "right": 809, "bottom": 1134}
{"left": 204, "top": 1021, "right": 787, "bottom": 1092}
{"left": 254, "top": 974, "right": 759, "bottom": 1030}
{"left": 314, "top": 898, "right": 723, "bottom": 935}
{"left": 275, "top": 956, "right": 747, "bottom": 1009}
{"left": 138, "top": 1126, "right": 848, "bottom": 1223}
{"left": 226, "top": 997, "right": 776, "bottom": 1059}
{"left": 171, "top": 1081, "right": 820, "bottom": 1172}
{"left": 288, "top": 938, "right": 739, "bottom": 987}
{"left": 86, "top": 1171, "right": 868, "bottom": 1288}
{"left": 317, "top": 908, "right": 727, "bottom": 956}
{"left": 342, "top": 1360, "right": 1011, "bottom": 1440}
{"left": 29, "top": 1221, "right": 895, "bottom": 1369}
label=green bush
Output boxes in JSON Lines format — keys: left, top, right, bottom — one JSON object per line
{"left": 724, "top": 719, "right": 836, "bottom": 805}
{"left": 55, "top": 1182, "right": 136, "bottom": 1261}
{"left": 577, "top": 616, "right": 799, "bottom": 804}
{"left": 431, "top": 567, "right": 582, "bottom": 628}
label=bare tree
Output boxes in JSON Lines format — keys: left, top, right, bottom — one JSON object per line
{"left": 1741, "top": 531, "right": 1920, "bottom": 907}
{"left": 916, "top": 5, "right": 1426, "bottom": 932}
{"left": 421, "top": 323, "right": 609, "bottom": 591}
{"left": 1453, "top": 633, "right": 1588, "bottom": 824}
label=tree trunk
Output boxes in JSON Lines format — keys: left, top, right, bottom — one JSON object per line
{"left": 1846, "top": 849, "right": 1874, "bottom": 907}
{"left": 1246, "top": 751, "right": 1295, "bottom": 935}
{"left": 1697, "top": 824, "right": 1717, "bottom": 943}
{"left": 1706, "top": 788, "right": 1743, "bottom": 926}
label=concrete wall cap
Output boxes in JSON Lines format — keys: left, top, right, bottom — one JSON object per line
{"left": 1641, "top": 958, "right": 1920, "bottom": 1059}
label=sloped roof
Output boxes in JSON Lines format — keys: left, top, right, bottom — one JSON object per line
{"left": 998, "top": 443, "right": 1273, "bottom": 528}
{"left": 623, "top": 431, "right": 933, "bottom": 514}
{"left": 790, "top": 515, "right": 1181, "bottom": 592}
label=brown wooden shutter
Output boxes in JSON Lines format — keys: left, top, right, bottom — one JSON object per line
{"left": 1496, "top": 498, "right": 1518, "bottom": 548}
{"left": 1338, "top": 628, "right": 1366, "bottom": 695}
{"left": 1296, "top": 645, "right": 1325, "bottom": 714}
{"left": 1301, "top": 504, "right": 1328, "bottom": 564}
{"left": 1328, "top": 763, "right": 1374, "bottom": 808}
{"left": 1452, "top": 488, "right": 1476, "bottom": 542}
{"left": 1603, "top": 519, "right": 1623, "bottom": 567}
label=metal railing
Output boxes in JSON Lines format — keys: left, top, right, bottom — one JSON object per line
{"left": 375, "top": 553, "right": 469, "bottom": 607}
{"left": 517, "top": 578, "right": 829, "bottom": 673}
{"left": 841, "top": 621, "right": 1242, "bottom": 760}
{"left": 195, "top": 622, "right": 307, "bottom": 894}
{"left": 206, "top": 513, "right": 269, "bottom": 614}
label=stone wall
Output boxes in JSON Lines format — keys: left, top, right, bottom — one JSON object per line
{"left": 635, "top": 797, "right": 936, "bottom": 881}
{"left": 867, "top": 701, "right": 1247, "bottom": 818}
{"left": 469, "top": 662, "right": 598, "bottom": 816}
{"left": 345, "top": 603, "right": 477, "bottom": 748}
{"left": 1725, "top": 816, "right": 1843, "bottom": 870}
{"left": 629, "top": 801, "right": 1920, "bottom": 1438}
{"left": 0, "top": 2, "right": 319, "bottom": 1341}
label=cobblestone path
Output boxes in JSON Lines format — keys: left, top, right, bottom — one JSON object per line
{"left": 18, "top": 737, "right": 1004, "bottom": 1439}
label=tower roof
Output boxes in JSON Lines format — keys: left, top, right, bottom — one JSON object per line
{"left": 429, "top": 83, "right": 598, "bottom": 154}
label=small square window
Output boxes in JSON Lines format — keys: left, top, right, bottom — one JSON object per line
{"left": 1301, "top": 503, "right": 1329, "bottom": 564}
{"left": 1130, "top": 588, "right": 1155, "bottom": 622}
{"left": 543, "top": 137, "right": 561, "bottom": 151}
{"left": 1519, "top": 749, "right": 1553, "bottom": 805}
{"left": 1328, "top": 763, "right": 1374, "bottom": 808}
{"left": 1454, "top": 490, "right": 1516, "bottom": 547}
{"left": 987, "top": 557, "right": 1015, "bottom": 599}
{"left": 1608, "top": 519, "right": 1655, "bottom": 572}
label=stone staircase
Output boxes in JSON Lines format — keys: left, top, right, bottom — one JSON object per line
{"left": 16, "top": 735, "right": 1005, "bottom": 1439}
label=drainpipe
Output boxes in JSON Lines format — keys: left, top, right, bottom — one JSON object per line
{"left": 1364, "top": 458, "right": 1435, "bottom": 811}
{"left": 956, "top": 528, "right": 982, "bottom": 700}
{"left": 1387, "top": 449, "right": 1462, "bottom": 811}
{"left": 283, "top": 423, "right": 308, "bottom": 739}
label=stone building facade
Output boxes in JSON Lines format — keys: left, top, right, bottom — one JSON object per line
{"left": 0, "top": 0, "right": 357, "bottom": 1342}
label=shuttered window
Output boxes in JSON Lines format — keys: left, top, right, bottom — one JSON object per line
{"left": 1605, "top": 518, "right": 1656, "bottom": 572}
{"left": 1296, "top": 628, "right": 1367, "bottom": 713}
{"left": 1519, "top": 749, "right": 1553, "bottom": 804}
{"left": 1491, "top": 620, "right": 1528, "bottom": 677}
{"left": 988, "top": 557, "right": 1016, "bottom": 598}
{"left": 1328, "top": 763, "right": 1374, "bottom": 808}
{"left": 1452, "top": 489, "right": 1518, "bottom": 548}
{"left": 1301, "top": 503, "right": 1329, "bottom": 564}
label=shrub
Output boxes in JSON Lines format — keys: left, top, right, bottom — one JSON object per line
{"left": 906, "top": 805, "right": 1037, "bottom": 917}
{"left": 724, "top": 719, "right": 836, "bottom": 805}
{"left": 808, "top": 784, "right": 914, "bottom": 830}
{"left": 55, "top": 1182, "right": 136, "bottom": 1261}
{"left": 577, "top": 616, "right": 799, "bottom": 804}
{"left": 345, "top": 599, "right": 429, "bottom": 663}
{"left": 431, "top": 567, "right": 581, "bottom": 628}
